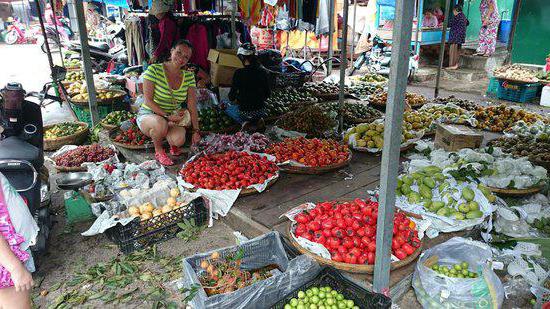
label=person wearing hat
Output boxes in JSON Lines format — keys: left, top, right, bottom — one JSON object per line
{"left": 149, "top": 1, "right": 178, "bottom": 64}
{"left": 226, "top": 43, "right": 271, "bottom": 132}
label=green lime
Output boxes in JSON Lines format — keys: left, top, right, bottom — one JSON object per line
{"left": 346, "top": 300, "right": 354, "bottom": 308}
{"left": 454, "top": 264, "right": 462, "bottom": 271}
{"left": 337, "top": 302, "right": 346, "bottom": 309}
{"left": 326, "top": 298, "right": 335, "bottom": 306}
{"left": 311, "top": 296, "right": 320, "bottom": 304}
{"left": 309, "top": 305, "right": 318, "bottom": 309}
{"left": 285, "top": 305, "right": 292, "bottom": 309}
{"left": 461, "top": 262, "right": 469, "bottom": 269}
{"left": 291, "top": 298, "right": 299, "bottom": 307}
{"left": 319, "top": 292, "right": 326, "bottom": 299}
{"left": 462, "top": 269, "right": 469, "bottom": 276}
{"left": 297, "top": 305, "right": 306, "bottom": 309}
{"left": 311, "top": 287, "right": 320, "bottom": 295}
{"left": 336, "top": 294, "right": 344, "bottom": 301}
{"left": 298, "top": 291, "right": 306, "bottom": 299}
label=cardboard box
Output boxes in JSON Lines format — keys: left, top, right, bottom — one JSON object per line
{"left": 434, "top": 123, "right": 483, "bottom": 151}
{"left": 125, "top": 77, "right": 143, "bottom": 98}
{"left": 207, "top": 49, "right": 243, "bottom": 87}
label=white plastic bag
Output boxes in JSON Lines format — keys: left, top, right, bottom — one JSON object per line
{"left": 412, "top": 237, "right": 504, "bottom": 309}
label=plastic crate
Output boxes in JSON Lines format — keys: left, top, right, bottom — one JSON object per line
{"left": 70, "top": 101, "right": 128, "bottom": 127}
{"left": 105, "top": 198, "right": 208, "bottom": 254}
{"left": 272, "top": 267, "right": 392, "bottom": 309}
{"left": 496, "top": 79, "right": 539, "bottom": 103}
{"left": 64, "top": 191, "right": 95, "bottom": 224}
{"left": 486, "top": 77, "right": 499, "bottom": 98}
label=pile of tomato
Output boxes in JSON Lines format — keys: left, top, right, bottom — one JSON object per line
{"left": 113, "top": 118, "right": 150, "bottom": 146}
{"left": 292, "top": 199, "right": 421, "bottom": 264}
{"left": 266, "top": 137, "right": 350, "bottom": 167}
{"left": 180, "top": 151, "right": 279, "bottom": 190}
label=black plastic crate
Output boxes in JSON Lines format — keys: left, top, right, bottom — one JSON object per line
{"left": 106, "top": 198, "right": 208, "bottom": 254}
{"left": 272, "top": 267, "right": 392, "bottom": 309}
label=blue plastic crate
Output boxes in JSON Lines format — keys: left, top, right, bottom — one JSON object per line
{"left": 486, "top": 77, "right": 499, "bottom": 98}
{"left": 496, "top": 79, "right": 539, "bottom": 103}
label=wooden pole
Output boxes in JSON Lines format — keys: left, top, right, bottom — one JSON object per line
{"left": 434, "top": 0, "right": 452, "bottom": 98}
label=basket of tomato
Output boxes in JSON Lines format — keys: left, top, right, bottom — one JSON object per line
{"left": 286, "top": 198, "right": 422, "bottom": 274}
{"left": 179, "top": 151, "right": 280, "bottom": 196}
{"left": 266, "top": 137, "right": 352, "bottom": 175}
{"left": 109, "top": 118, "right": 153, "bottom": 149}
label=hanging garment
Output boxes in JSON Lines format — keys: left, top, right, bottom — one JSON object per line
{"left": 239, "top": 0, "right": 262, "bottom": 25}
{"left": 301, "top": 0, "right": 317, "bottom": 25}
{"left": 185, "top": 23, "right": 210, "bottom": 70}
{"left": 125, "top": 17, "right": 145, "bottom": 66}
{"left": 152, "top": 15, "right": 179, "bottom": 61}
{"left": 315, "top": 0, "right": 329, "bottom": 35}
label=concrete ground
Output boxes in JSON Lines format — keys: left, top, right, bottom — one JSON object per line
{"left": 0, "top": 43, "right": 51, "bottom": 91}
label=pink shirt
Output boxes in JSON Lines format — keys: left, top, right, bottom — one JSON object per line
{"left": 422, "top": 15, "right": 438, "bottom": 28}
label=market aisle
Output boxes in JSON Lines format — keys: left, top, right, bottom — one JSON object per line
{"left": 0, "top": 43, "right": 51, "bottom": 91}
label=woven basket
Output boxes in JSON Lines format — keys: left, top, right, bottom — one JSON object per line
{"left": 239, "top": 176, "right": 279, "bottom": 197}
{"left": 43, "top": 122, "right": 89, "bottom": 151}
{"left": 109, "top": 130, "right": 154, "bottom": 150}
{"left": 70, "top": 89, "right": 126, "bottom": 106}
{"left": 54, "top": 164, "right": 87, "bottom": 172}
{"left": 288, "top": 224, "right": 422, "bottom": 274}
{"left": 488, "top": 185, "right": 544, "bottom": 197}
{"left": 280, "top": 152, "right": 352, "bottom": 175}
{"left": 100, "top": 122, "right": 118, "bottom": 131}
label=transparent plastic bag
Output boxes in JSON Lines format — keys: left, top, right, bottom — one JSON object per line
{"left": 412, "top": 237, "right": 504, "bottom": 309}
{"left": 182, "top": 231, "right": 320, "bottom": 309}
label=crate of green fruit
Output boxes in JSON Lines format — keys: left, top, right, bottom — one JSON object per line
{"left": 272, "top": 267, "right": 391, "bottom": 309}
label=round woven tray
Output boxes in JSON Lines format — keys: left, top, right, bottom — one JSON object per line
{"left": 288, "top": 225, "right": 422, "bottom": 274}
{"left": 488, "top": 185, "right": 544, "bottom": 196}
{"left": 70, "top": 89, "right": 126, "bottom": 106}
{"left": 239, "top": 175, "right": 279, "bottom": 197}
{"left": 109, "top": 130, "right": 154, "bottom": 150}
{"left": 100, "top": 122, "right": 118, "bottom": 131}
{"left": 279, "top": 152, "right": 352, "bottom": 175}
{"left": 43, "top": 122, "right": 89, "bottom": 151}
{"left": 54, "top": 164, "right": 87, "bottom": 172}
{"left": 352, "top": 142, "right": 416, "bottom": 154}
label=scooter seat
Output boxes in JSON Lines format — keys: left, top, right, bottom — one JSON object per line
{"left": 89, "top": 42, "right": 110, "bottom": 52}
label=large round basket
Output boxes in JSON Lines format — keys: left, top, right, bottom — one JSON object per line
{"left": 109, "top": 130, "right": 154, "bottom": 150}
{"left": 43, "top": 122, "right": 89, "bottom": 151}
{"left": 53, "top": 164, "right": 87, "bottom": 173}
{"left": 280, "top": 152, "right": 352, "bottom": 175}
{"left": 314, "top": 92, "right": 340, "bottom": 101}
{"left": 239, "top": 175, "right": 279, "bottom": 197}
{"left": 70, "top": 89, "right": 126, "bottom": 106}
{"left": 100, "top": 122, "right": 118, "bottom": 131}
{"left": 488, "top": 185, "right": 544, "bottom": 197}
{"left": 287, "top": 225, "right": 422, "bottom": 274}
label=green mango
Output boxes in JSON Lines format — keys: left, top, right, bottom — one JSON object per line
{"left": 431, "top": 201, "right": 445, "bottom": 211}
{"left": 423, "top": 165, "right": 442, "bottom": 174}
{"left": 461, "top": 187, "right": 475, "bottom": 202}
{"left": 433, "top": 173, "right": 446, "bottom": 182}
{"left": 407, "top": 192, "right": 422, "bottom": 204}
{"left": 423, "top": 200, "right": 432, "bottom": 210}
{"left": 477, "top": 184, "right": 491, "bottom": 198}
{"left": 469, "top": 201, "right": 480, "bottom": 211}
{"left": 422, "top": 177, "right": 436, "bottom": 189}
{"left": 487, "top": 194, "right": 496, "bottom": 203}
{"left": 419, "top": 185, "right": 433, "bottom": 199}
{"left": 451, "top": 212, "right": 465, "bottom": 220}
{"left": 438, "top": 182, "right": 450, "bottom": 194}
{"left": 411, "top": 172, "right": 424, "bottom": 180}
{"left": 402, "top": 175, "right": 414, "bottom": 186}
{"left": 401, "top": 185, "right": 412, "bottom": 195}
{"left": 444, "top": 207, "right": 455, "bottom": 217}
{"left": 466, "top": 210, "right": 483, "bottom": 219}
{"left": 436, "top": 207, "right": 449, "bottom": 216}
{"left": 397, "top": 179, "right": 403, "bottom": 189}
{"left": 458, "top": 203, "right": 470, "bottom": 214}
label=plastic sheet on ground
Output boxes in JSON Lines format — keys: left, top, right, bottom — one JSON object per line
{"left": 412, "top": 237, "right": 504, "bottom": 309}
{"left": 181, "top": 231, "right": 321, "bottom": 309}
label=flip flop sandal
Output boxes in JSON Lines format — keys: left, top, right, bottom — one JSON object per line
{"left": 155, "top": 152, "right": 174, "bottom": 166}
{"left": 169, "top": 146, "right": 184, "bottom": 156}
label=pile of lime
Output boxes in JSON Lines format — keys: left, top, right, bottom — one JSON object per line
{"left": 283, "top": 286, "right": 359, "bottom": 309}
{"left": 430, "top": 261, "right": 478, "bottom": 278}
{"left": 198, "top": 108, "right": 235, "bottom": 132}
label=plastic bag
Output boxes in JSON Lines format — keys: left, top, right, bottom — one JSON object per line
{"left": 412, "top": 237, "right": 504, "bottom": 309}
{"left": 182, "top": 231, "right": 321, "bottom": 309}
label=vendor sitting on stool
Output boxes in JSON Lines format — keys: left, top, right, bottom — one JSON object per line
{"left": 226, "top": 43, "right": 271, "bottom": 132}
{"left": 137, "top": 39, "right": 201, "bottom": 167}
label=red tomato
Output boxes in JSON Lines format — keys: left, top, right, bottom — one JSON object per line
{"left": 367, "top": 252, "right": 375, "bottom": 264}
{"left": 331, "top": 227, "right": 345, "bottom": 239}
{"left": 307, "top": 221, "right": 321, "bottom": 232}
{"left": 394, "top": 249, "right": 407, "bottom": 260}
{"left": 402, "top": 243, "right": 415, "bottom": 255}
{"left": 295, "top": 213, "right": 311, "bottom": 224}
{"left": 332, "top": 252, "right": 344, "bottom": 262}
{"left": 342, "top": 238, "right": 354, "bottom": 249}
{"left": 358, "top": 254, "right": 368, "bottom": 264}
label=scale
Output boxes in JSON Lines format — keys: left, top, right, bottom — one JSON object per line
{"left": 55, "top": 172, "right": 96, "bottom": 224}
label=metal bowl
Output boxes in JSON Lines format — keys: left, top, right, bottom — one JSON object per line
{"left": 56, "top": 172, "right": 93, "bottom": 190}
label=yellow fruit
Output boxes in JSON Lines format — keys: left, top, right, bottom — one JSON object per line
{"left": 170, "top": 188, "right": 180, "bottom": 198}
{"left": 162, "top": 205, "right": 173, "bottom": 213}
{"left": 128, "top": 206, "right": 140, "bottom": 216}
{"left": 140, "top": 202, "right": 154, "bottom": 214}
{"left": 141, "top": 212, "right": 152, "bottom": 221}
{"left": 166, "top": 197, "right": 177, "bottom": 207}
{"left": 152, "top": 209, "right": 163, "bottom": 217}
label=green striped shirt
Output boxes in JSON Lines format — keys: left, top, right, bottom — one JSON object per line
{"left": 142, "top": 63, "right": 196, "bottom": 114}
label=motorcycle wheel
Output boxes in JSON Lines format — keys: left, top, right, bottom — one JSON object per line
{"left": 4, "top": 30, "right": 19, "bottom": 45}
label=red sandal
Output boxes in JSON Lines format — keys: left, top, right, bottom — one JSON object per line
{"left": 169, "top": 145, "right": 184, "bottom": 156}
{"left": 155, "top": 151, "right": 174, "bottom": 166}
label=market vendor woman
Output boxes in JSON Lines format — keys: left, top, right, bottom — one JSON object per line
{"left": 226, "top": 43, "right": 271, "bottom": 132}
{"left": 138, "top": 39, "right": 201, "bottom": 166}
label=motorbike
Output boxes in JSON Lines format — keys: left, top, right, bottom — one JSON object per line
{"left": 2, "top": 18, "right": 42, "bottom": 45}
{"left": 349, "top": 34, "right": 419, "bottom": 81}
{"left": 0, "top": 81, "right": 54, "bottom": 260}
{"left": 37, "top": 18, "right": 73, "bottom": 53}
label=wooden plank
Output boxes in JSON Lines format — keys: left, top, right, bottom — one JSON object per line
{"left": 252, "top": 165, "right": 382, "bottom": 228}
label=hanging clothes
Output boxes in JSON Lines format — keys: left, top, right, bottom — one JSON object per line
{"left": 186, "top": 23, "right": 210, "bottom": 71}
{"left": 125, "top": 17, "right": 146, "bottom": 66}
{"left": 301, "top": 0, "right": 317, "bottom": 25}
{"left": 239, "top": 0, "right": 262, "bottom": 25}
{"left": 315, "top": 0, "right": 329, "bottom": 35}
{"left": 152, "top": 14, "right": 180, "bottom": 61}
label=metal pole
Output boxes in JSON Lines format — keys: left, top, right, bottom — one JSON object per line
{"left": 327, "top": 0, "right": 335, "bottom": 75}
{"left": 338, "top": 0, "right": 349, "bottom": 133}
{"left": 230, "top": 0, "right": 237, "bottom": 48}
{"left": 34, "top": 0, "right": 55, "bottom": 69}
{"left": 49, "top": 0, "right": 65, "bottom": 66}
{"left": 350, "top": 0, "right": 357, "bottom": 64}
{"left": 433, "top": 0, "right": 451, "bottom": 98}
{"left": 373, "top": 0, "right": 415, "bottom": 293}
{"left": 72, "top": 0, "right": 99, "bottom": 125}
{"left": 303, "top": 31, "right": 308, "bottom": 59}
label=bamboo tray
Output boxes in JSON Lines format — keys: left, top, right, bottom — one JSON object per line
{"left": 279, "top": 153, "right": 352, "bottom": 175}
{"left": 54, "top": 164, "right": 87, "bottom": 172}
{"left": 43, "top": 122, "right": 89, "bottom": 151}
{"left": 70, "top": 89, "right": 126, "bottom": 106}
{"left": 288, "top": 225, "right": 422, "bottom": 274}
{"left": 488, "top": 185, "right": 544, "bottom": 196}
{"left": 239, "top": 176, "right": 279, "bottom": 197}
{"left": 109, "top": 130, "right": 154, "bottom": 150}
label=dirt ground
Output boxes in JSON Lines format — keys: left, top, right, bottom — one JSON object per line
{"left": 31, "top": 188, "right": 236, "bottom": 308}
